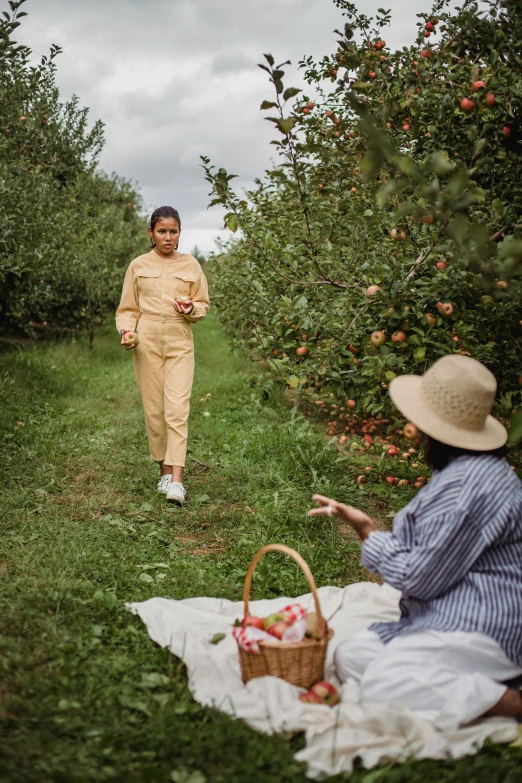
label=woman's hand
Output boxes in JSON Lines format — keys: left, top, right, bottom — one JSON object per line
{"left": 173, "top": 299, "right": 194, "bottom": 315}
{"left": 120, "top": 330, "right": 138, "bottom": 350}
{"left": 308, "top": 494, "right": 375, "bottom": 541}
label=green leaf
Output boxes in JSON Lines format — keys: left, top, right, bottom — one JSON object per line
{"left": 210, "top": 633, "right": 226, "bottom": 645}
{"left": 286, "top": 375, "right": 300, "bottom": 389}
{"left": 428, "top": 152, "right": 455, "bottom": 174}
{"left": 283, "top": 87, "right": 301, "bottom": 101}
{"left": 474, "top": 137, "right": 486, "bottom": 157}
{"left": 260, "top": 100, "right": 277, "bottom": 110}
{"left": 508, "top": 410, "right": 522, "bottom": 444}
{"left": 277, "top": 117, "right": 297, "bottom": 134}
{"left": 224, "top": 213, "right": 239, "bottom": 233}
{"left": 448, "top": 214, "right": 469, "bottom": 245}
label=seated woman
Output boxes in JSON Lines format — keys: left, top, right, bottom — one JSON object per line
{"left": 309, "top": 354, "right": 522, "bottom": 728}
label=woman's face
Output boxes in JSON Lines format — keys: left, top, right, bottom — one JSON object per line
{"left": 149, "top": 217, "right": 180, "bottom": 255}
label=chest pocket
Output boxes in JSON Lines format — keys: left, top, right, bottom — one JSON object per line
{"left": 136, "top": 269, "right": 161, "bottom": 295}
{"left": 172, "top": 271, "right": 198, "bottom": 300}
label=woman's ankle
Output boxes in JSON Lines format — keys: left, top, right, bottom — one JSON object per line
{"left": 483, "top": 688, "right": 522, "bottom": 719}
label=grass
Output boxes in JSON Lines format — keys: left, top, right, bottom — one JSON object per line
{"left": 1, "top": 312, "right": 522, "bottom": 783}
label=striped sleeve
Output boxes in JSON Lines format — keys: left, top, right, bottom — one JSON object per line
{"left": 361, "top": 511, "right": 493, "bottom": 601}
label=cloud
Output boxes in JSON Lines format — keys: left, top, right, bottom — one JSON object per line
{"left": 17, "top": 0, "right": 437, "bottom": 253}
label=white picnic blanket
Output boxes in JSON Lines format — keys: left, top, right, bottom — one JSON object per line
{"left": 127, "top": 582, "right": 517, "bottom": 780}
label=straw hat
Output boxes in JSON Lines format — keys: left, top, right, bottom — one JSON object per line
{"left": 389, "top": 354, "right": 507, "bottom": 450}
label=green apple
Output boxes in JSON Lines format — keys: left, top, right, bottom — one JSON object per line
{"left": 264, "top": 612, "right": 286, "bottom": 630}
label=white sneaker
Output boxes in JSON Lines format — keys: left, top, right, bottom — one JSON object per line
{"left": 166, "top": 482, "right": 186, "bottom": 505}
{"left": 157, "top": 475, "right": 172, "bottom": 495}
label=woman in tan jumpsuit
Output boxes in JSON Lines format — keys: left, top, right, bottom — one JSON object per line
{"left": 116, "top": 206, "right": 209, "bottom": 504}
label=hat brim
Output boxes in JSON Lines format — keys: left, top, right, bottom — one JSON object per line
{"left": 389, "top": 374, "right": 507, "bottom": 451}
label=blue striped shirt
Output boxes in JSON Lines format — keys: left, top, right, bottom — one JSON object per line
{"left": 361, "top": 454, "right": 522, "bottom": 666}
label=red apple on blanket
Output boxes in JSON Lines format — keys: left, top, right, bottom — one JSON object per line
{"left": 299, "top": 691, "right": 324, "bottom": 704}
{"left": 310, "top": 680, "right": 341, "bottom": 706}
{"left": 241, "top": 615, "right": 265, "bottom": 630}
{"left": 267, "top": 621, "right": 291, "bottom": 639}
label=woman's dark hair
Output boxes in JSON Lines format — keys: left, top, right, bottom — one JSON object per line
{"left": 422, "top": 434, "right": 507, "bottom": 472}
{"left": 150, "top": 205, "right": 181, "bottom": 231}
{"left": 149, "top": 206, "right": 181, "bottom": 248}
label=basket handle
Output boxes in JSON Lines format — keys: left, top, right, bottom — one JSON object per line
{"left": 243, "top": 544, "right": 325, "bottom": 640}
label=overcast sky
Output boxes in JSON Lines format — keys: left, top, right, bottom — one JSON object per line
{"left": 17, "top": 0, "right": 437, "bottom": 254}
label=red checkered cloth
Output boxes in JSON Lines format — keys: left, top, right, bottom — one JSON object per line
{"left": 279, "top": 603, "right": 306, "bottom": 623}
{"left": 232, "top": 625, "right": 271, "bottom": 654}
{"left": 232, "top": 604, "right": 307, "bottom": 653}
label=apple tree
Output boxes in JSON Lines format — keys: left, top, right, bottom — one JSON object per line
{"left": 203, "top": 0, "right": 522, "bottom": 415}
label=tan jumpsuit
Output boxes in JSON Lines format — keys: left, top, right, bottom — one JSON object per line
{"left": 116, "top": 250, "right": 209, "bottom": 467}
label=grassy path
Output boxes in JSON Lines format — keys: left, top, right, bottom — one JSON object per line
{"left": 1, "top": 314, "right": 521, "bottom": 782}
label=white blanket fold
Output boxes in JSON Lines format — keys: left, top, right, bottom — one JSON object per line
{"left": 128, "top": 582, "right": 516, "bottom": 779}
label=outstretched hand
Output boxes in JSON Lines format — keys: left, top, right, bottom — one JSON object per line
{"left": 308, "top": 494, "right": 375, "bottom": 541}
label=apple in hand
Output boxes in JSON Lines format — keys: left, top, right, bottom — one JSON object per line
{"left": 175, "top": 296, "right": 193, "bottom": 311}
{"left": 310, "top": 680, "right": 341, "bottom": 706}
{"left": 241, "top": 615, "right": 265, "bottom": 630}
{"left": 127, "top": 332, "right": 139, "bottom": 346}
{"left": 267, "top": 621, "right": 291, "bottom": 639}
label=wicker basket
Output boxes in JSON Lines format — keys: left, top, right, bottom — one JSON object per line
{"left": 238, "top": 543, "right": 333, "bottom": 689}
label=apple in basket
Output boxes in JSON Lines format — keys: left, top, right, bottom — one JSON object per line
{"left": 304, "top": 612, "right": 329, "bottom": 638}
{"left": 241, "top": 615, "right": 265, "bottom": 630}
{"left": 264, "top": 613, "right": 286, "bottom": 631}
{"left": 267, "top": 621, "right": 291, "bottom": 639}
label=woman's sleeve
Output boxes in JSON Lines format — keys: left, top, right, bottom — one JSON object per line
{"left": 360, "top": 510, "right": 491, "bottom": 601}
{"left": 115, "top": 263, "right": 140, "bottom": 332}
{"left": 184, "top": 269, "right": 209, "bottom": 323}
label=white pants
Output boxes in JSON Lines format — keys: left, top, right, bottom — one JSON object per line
{"left": 334, "top": 629, "right": 522, "bottom": 729}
